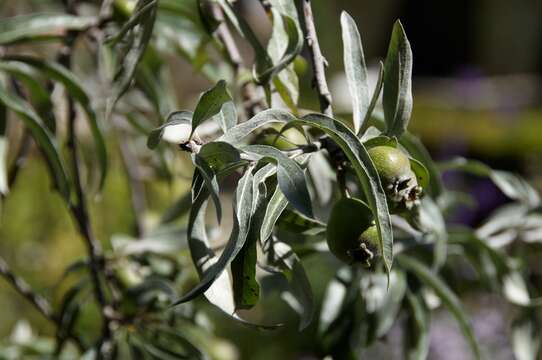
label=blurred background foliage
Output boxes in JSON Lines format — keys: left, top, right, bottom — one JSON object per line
{"left": 1, "top": 0, "right": 542, "bottom": 359}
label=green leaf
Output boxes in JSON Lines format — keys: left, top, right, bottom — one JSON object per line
{"left": 2, "top": 56, "right": 108, "bottom": 188}
{"left": 147, "top": 111, "right": 193, "bottom": 149}
{"left": 383, "top": 20, "right": 413, "bottom": 138}
{"left": 276, "top": 209, "right": 326, "bottom": 235}
{"left": 399, "top": 133, "right": 443, "bottom": 197}
{"left": 0, "top": 13, "right": 98, "bottom": 45}
{"left": 340, "top": 12, "right": 369, "bottom": 134}
{"left": 405, "top": 291, "right": 431, "bottom": 360}
{"left": 397, "top": 255, "right": 481, "bottom": 359}
{"left": 439, "top": 157, "right": 540, "bottom": 208}
{"left": 0, "top": 86, "right": 70, "bottom": 200}
{"left": 409, "top": 157, "right": 430, "bottom": 189}
{"left": 294, "top": 114, "right": 394, "bottom": 275}
{"left": 191, "top": 80, "right": 233, "bottom": 138}
{"left": 231, "top": 166, "right": 271, "bottom": 310}
{"left": 241, "top": 144, "right": 313, "bottom": 218}
{"left": 198, "top": 141, "right": 241, "bottom": 171}
{"left": 106, "top": 0, "right": 158, "bottom": 116}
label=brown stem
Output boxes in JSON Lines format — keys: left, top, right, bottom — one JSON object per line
{"left": 301, "top": 0, "right": 333, "bottom": 117}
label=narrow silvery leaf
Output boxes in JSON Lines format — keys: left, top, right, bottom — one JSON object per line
{"left": 341, "top": 12, "right": 369, "bottom": 134}
{"left": 0, "top": 103, "right": 7, "bottom": 194}
{"left": 191, "top": 80, "right": 232, "bottom": 138}
{"left": 2, "top": 56, "right": 108, "bottom": 188}
{"left": 361, "top": 61, "right": 384, "bottom": 134}
{"left": 192, "top": 155, "right": 222, "bottom": 224}
{"left": 0, "top": 61, "right": 56, "bottom": 132}
{"left": 231, "top": 166, "right": 271, "bottom": 310}
{"left": 0, "top": 86, "right": 70, "bottom": 200}
{"left": 398, "top": 255, "right": 481, "bottom": 360}
{"left": 174, "top": 169, "right": 253, "bottom": 305}
{"left": 219, "top": 109, "right": 297, "bottom": 144}
{"left": 0, "top": 13, "right": 98, "bottom": 45}
{"left": 383, "top": 20, "right": 413, "bottom": 138}
{"left": 512, "top": 314, "right": 541, "bottom": 360}
{"left": 293, "top": 114, "right": 394, "bottom": 275}
{"left": 215, "top": 101, "right": 237, "bottom": 133}
{"left": 271, "top": 240, "right": 314, "bottom": 330}
{"left": 417, "top": 197, "right": 447, "bottom": 270}
{"left": 241, "top": 145, "right": 313, "bottom": 218}
{"left": 439, "top": 157, "right": 540, "bottom": 208}
{"left": 147, "top": 111, "right": 193, "bottom": 149}
{"left": 260, "top": 185, "right": 289, "bottom": 244}
{"left": 106, "top": 0, "right": 158, "bottom": 117}
{"left": 405, "top": 291, "right": 431, "bottom": 360}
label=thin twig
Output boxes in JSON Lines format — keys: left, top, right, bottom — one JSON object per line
{"left": 59, "top": 0, "right": 114, "bottom": 358}
{"left": 0, "top": 256, "right": 85, "bottom": 350}
{"left": 301, "top": 0, "right": 333, "bottom": 117}
{"left": 0, "top": 256, "right": 54, "bottom": 320}
{"left": 211, "top": 3, "right": 263, "bottom": 117}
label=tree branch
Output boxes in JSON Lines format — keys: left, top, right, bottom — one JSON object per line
{"left": 0, "top": 256, "right": 85, "bottom": 350}
{"left": 211, "top": 3, "right": 263, "bottom": 118}
{"left": 301, "top": 0, "right": 333, "bottom": 117}
{"left": 0, "top": 256, "right": 54, "bottom": 321}
{"left": 59, "top": 1, "right": 114, "bottom": 358}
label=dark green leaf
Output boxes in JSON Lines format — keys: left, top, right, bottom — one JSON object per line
{"left": 383, "top": 21, "right": 413, "bottom": 138}
{"left": 191, "top": 80, "right": 232, "bottom": 138}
